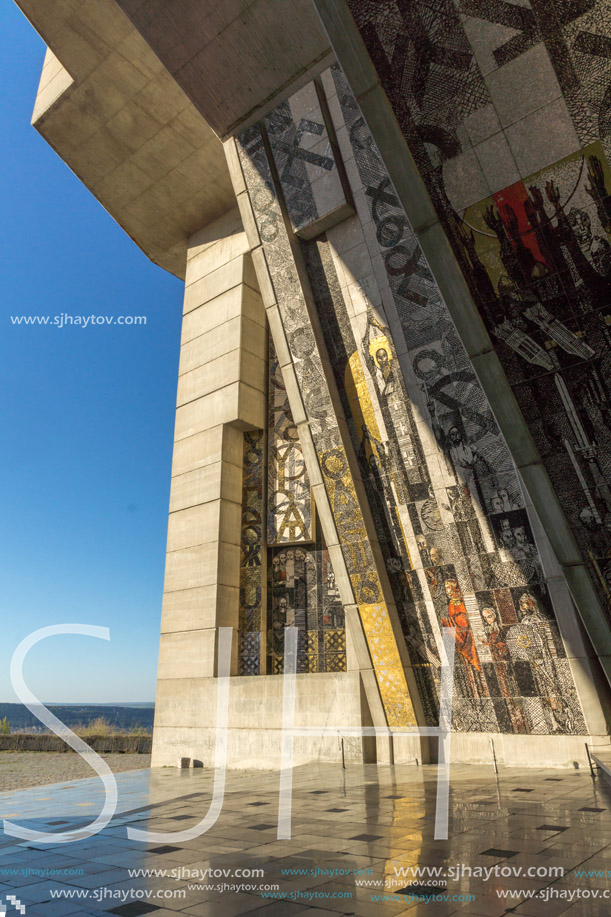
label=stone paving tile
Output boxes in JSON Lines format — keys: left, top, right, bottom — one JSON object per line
{"left": 0, "top": 764, "right": 610, "bottom": 915}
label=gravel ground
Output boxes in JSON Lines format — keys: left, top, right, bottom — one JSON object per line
{"left": 0, "top": 752, "right": 151, "bottom": 792}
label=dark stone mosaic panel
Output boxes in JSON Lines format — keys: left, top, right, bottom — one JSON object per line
{"left": 238, "top": 430, "right": 265, "bottom": 676}
{"left": 264, "top": 82, "right": 351, "bottom": 238}
{"left": 346, "top": 0, "right": 491, "bottom": 205}
{"left": 267, "top": 528, "right": 346, "bottom": 674}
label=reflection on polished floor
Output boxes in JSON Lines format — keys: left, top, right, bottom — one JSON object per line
{"left": 0, "top": 763, "right": 610, "bottom": 916}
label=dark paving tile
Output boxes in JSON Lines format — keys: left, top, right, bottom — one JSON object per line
{"left": 397, "top": 884, "right": 447, "bottom": 898}
{"left": 326, "top": 808, "right": 348, "bottom": 813}
{"left": 480, "top": 848, "right": 519, "bottom": 858}
{"left": 247, "top": 802, "right": 269, "bottom": 807}
{"left": 579, "top": 807, "right": 607, "bottom": 812}
{"left": 148, "top": 845, "right": 181, "bottom": 853}
{"left": 349, "top": 833, "right": 383, "bottom": 842}
{"left": 251, "top": 824, "right": 277, "bottom": 830}
{"left": 246, "top": 903, "right": 306, "bottom": 916}
{"left": 513, "top": 788, "right": 534, "bottom": 793}
{"left": 309, "top": 791, "right": 327, "bottom": 795}
{"left": 537, "top": 824, "right": 569, "bottom": 832}
{"left": 108, "top": 905, "right": 161, "bottom": 916}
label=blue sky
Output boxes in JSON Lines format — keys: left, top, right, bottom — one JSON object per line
{"left": 1, "top": 5, "right": 183, "bottom": 703}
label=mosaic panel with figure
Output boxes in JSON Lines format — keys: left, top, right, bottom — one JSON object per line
{"left": 268, "top": 530, "right": 346, "bottom": 674}
{"left": 236, "top": 70, "right": 587, "bottom": 733}
{"left": 460, "top": 144, "right": 611, "bottom": 614}
{"left": 342, "top": 0, "right": 611, "bottom": 622}
{"left": 237, "top": 115, "right": 418, "bottom": 726}
{"left": 319, "top": 67, "right": 585, "bottom": 734}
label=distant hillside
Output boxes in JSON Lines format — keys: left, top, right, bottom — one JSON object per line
{"left": 0, "top": 703, "right": 155, "bottom": 733}
{"left": 44, "top": 702, "right": 155, "bottom": 708}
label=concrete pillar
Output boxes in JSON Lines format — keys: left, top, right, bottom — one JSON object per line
{"left": 152, "top": 207, "right": 267, "bottom": 763}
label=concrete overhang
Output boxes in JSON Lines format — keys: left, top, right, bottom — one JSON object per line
{"left": 114, "top": 0, "right": 333, "bottom": 139}
{"left": 14, "top": 0, "right": 333, "bottom": 278}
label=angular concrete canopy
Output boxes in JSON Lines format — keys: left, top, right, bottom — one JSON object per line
{"left": 115, "top": 0, "right": 332, "bottom": 137}
{"left": 14, "top": 0, "right": 332, "bottom": 278}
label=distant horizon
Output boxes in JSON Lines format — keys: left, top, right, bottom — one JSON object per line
{"left": 0, "top": 701, "right": 155, "bottom": 706}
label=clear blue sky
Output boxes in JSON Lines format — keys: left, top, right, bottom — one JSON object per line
{"left": 1, "top": 4, "right": 184, "bottom": 703}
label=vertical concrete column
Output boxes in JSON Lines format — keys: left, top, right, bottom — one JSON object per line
{"left": 153, "top": 208, "right": 267, "bottom": 763}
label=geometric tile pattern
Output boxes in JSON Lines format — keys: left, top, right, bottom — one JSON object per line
{"left": 2, "top": 763, "right": 611, "bottom": 917}
{"left": 267, "top": 531, "right": 346, "bottom": 674}
{"left": 4, "top": 765, "right": 611, "bottom": 912}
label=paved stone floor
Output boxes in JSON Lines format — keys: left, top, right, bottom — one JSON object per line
{"left": 0, "top": 763, "right": 610, "bottom": 916}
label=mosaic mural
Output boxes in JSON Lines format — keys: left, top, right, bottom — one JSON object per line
{"left": 234, "top": 67, "right": 587, "bottom": 734}
{"left": 344, "top": 0, "right": 611, "bottom": 620}
{"left": 460, "top": 145, "right": 611, "bottom": 613}
{"left": 239, "top": 418, "right": 346, "bottom": 675}
{"left": 267, "top": 335, "right": 314, "bottom": 544}
{"left": 324, "top": 66, "right": 585, "bottom": 733}
{"left": 236, "top": 118, "right": 418, "bottom": 727}
{"left": 264, "top": 81, "right": 352, "bottom": 238}
{"left": 266, "top": 336, "right": 346, "bottom": 674}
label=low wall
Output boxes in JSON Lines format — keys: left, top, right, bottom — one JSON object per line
{"left": 0, "top": 734, "right": 152, "bottom": 753}
{"left": 152, "top": 671, "right": 380, "bottom": 769}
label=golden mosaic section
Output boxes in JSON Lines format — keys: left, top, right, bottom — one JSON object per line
{"left": 359, "top": 603, "right": 417, "bottom": 727}
{"left": 319, "top": 448, "right": 417, "bottom": 727}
